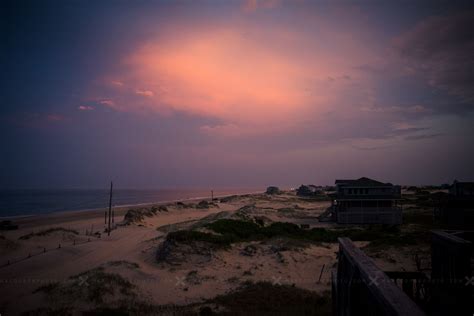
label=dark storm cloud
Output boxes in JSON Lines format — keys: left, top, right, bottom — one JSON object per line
{"left": 404, "top": 133, "right": 444, "bottom": 141}
{"left": 393, "top": 10, "right": 474, "bottom": 104}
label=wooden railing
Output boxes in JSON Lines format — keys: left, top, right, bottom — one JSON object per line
{"left": 384, "top": 271, "right": 430, "bottom": 309}
{"left": 333, "top": 237, "right": 425, "bottom": 316}
{"left": 430, "top": 230, "right": 473, "bottom": 315}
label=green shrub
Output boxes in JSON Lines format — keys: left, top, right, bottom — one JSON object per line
{"left": 166, "top": 230, "right": 235, "bottom": 248}
{"left": 207, "top": 219, "right": 263, "bottom": 239}
{"left": 211, "top": 281, "right": 331, "bottom": 315}
{"left": 170, "top": 219, "right": 421, "bottom": 249}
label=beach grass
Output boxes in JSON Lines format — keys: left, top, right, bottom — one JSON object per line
{"left": 19, "top": 227, "right": 79, "bottom": 240}
{"left": 164, "top": 219, "right": 422, "bottom": 249}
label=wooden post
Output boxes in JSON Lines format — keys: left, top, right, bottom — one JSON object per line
{"left": 108, "top": 181, "right": 113, "bottom": 236}
{"left": 211, "top": 190, "right": 214, "bottom": 200}
{"left": 318, "top": 264, "right": 325, "bottom": 283}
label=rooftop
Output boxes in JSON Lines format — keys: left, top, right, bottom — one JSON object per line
{"left": 335, "top": 177, "right": 393, "bottom": 187}
{"left": 453, "top": 181, "right": 474, "bottom": 189}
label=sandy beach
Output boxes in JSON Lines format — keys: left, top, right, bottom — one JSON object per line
{"left": 0, "top": 190, "right": 432, "bottom": 315}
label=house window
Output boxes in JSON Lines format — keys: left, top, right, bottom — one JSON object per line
{"left": 348, "top": 189, "right": 352, "bottom": 194}
{"left": 365, "top": 189, "right": 369, "bottom": 194}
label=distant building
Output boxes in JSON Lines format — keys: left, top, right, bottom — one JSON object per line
{"left": 330, "top": 177, "right": 402, "bottom": 224}
{"left": 296, "top": 184, "right": 321, "bottom": 197}
{"left": 265, "top": 186, "right": 280, "bottom": 195}
{"left": 435, "top": 180, "right": 474, "bottom": 228}
{"left": 449, "top": 180, "right": 474, "bottom": 197}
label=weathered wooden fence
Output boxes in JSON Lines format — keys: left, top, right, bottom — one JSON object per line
{"left": 332, "top": 237, "right": 425, "bottom": 316}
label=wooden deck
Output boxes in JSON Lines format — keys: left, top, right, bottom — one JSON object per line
{"left": 333, "top": 231, "right": 474, "bottom": 316}
{"left": 336, "top": 207, "right": 402, "bottom": 225}
{"left": 332, "top": 237, "right": 425, "bottom": 316}
{"left": 430, "top": 230, "right": 473, "bottom": 315}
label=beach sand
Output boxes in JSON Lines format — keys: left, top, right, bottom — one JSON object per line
{"left": 0, "top": 192, "right": 423, "bottom": 315}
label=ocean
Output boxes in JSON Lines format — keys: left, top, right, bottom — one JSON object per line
{"left": 0, "top": 188, "right": 262, "bottom": 217}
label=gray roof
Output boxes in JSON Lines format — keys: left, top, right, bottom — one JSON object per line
{"left": 335, "top": 177, "right": 393, "bottom": 187}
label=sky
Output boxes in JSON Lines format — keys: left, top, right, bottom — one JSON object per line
{"left": 1, "top": 0, "right": 474, "bottom": 189}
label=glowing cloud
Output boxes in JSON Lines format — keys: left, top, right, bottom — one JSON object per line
{"left": 102, "top": 19, "right": 379, "bottom": 137}
{"left": 135, "top": 89, "right": 154, "bottom": 97}
{"left": 111, "top": 80, "right": 124, "bottom": 87}
{"left": 78, "top": 105, "right": 94, "bottom": 111}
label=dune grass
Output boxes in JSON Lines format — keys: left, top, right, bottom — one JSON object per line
{"left": 165, "top": 219, "right": 420, "bottom": 249}
{"left": 73, "top": 282, "right": 331, "bottom": 315}
{"left": 209, "top": 281, "right": 331, "bottom": 315}
{"left": 19, "top": 227, "right": 79, "bottom": 240}
{"left": 34, "top": 267, "right": 136, "bottom": 305}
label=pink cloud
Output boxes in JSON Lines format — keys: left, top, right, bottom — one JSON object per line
{"left": 111, "top": 80, "right": 124, "bottom": 87}
{"left": 135, "top": 89, "right": 154, "bottom": 97}
{"left": 78, "top": 105, "right": 94, "bottom": 111}
{"left": 94, "top": 10, "right": 387, "bottom": 136}
{"left": 122, "top": 28, "right": 373, "bottom": 123}
{"left": 99, "top": 99, "right": 115, "bottom": 107}
{"left": 46, "top": 114, "right": 64, "bottom": 121}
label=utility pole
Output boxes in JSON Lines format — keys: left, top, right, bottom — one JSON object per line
{"left": 211, "top": 190, "right": 214, "bottom": 201}
{"left": 108, "top": 181, "right": 113, "bottom": 236}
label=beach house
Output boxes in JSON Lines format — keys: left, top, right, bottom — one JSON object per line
{"left": 435, "top": 180, "right": 474, "bottom": 228}
{"left": 450, "top": 180, "right": 474, "bottom": 196}
{"left": 330, "top": 177, "right": 402, "bottom": 224}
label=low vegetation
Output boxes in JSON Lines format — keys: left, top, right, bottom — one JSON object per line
{"left": 106, "top": 260, "right": 140, "bottom": 269}
{"left": 19, "top": 227, "right": 79, "bottom": 240}
{"left": 166, "top": 230, "right": 235, "bottom": 249}
{"left": 208, "top": 281, "right": 331, "bottom": 315}
{"left": 196, "top": 200, "right": 218, "bottom": 209}
{"left": 122, "top": 205, "right": 168, "bottom": 225}
{"left": 34, "top": 267, "right": 137, "bottom": 305}
{"left": 0, "top": 235, "right": 20, "bottom": 250}
{"left": 54, "top": 282, "right": 331, "bottom": 316}
{"left": 165, "top": 219, "right": 423, "bottom": 249}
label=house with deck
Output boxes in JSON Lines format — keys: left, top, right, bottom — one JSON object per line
{"left": 435, "top": 180, "right": 474, "bottom": 228}
{"left": 330, "top": 177, "right": 402, "bottom": 225}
